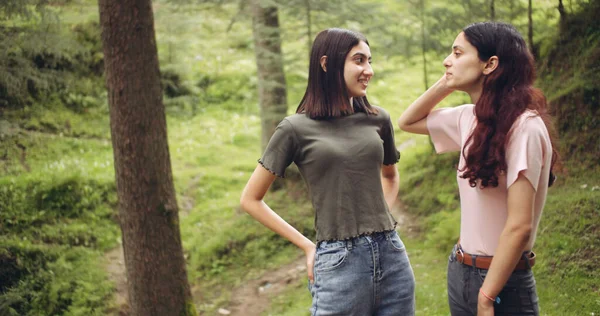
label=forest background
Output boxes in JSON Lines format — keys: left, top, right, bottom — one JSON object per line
{"left": 0, "top": 0, "right": 598, "bottom": 315}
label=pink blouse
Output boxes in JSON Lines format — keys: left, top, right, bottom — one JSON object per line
{"left": 427, "top": 104, "right": 552, "bottom": 255}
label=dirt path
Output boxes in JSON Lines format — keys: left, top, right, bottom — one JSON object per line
{"left": 103, "top": 198, "right": 419, "bottom": 316}
{"left": 104, "top": 245, "right": 130, "bottom": 315}
{"left": 103, "top": 137, "right": 420, "bottom": 316}
{"left": 215, "top": 198, "right": 419, "bottom": 316}
{"left": 214, "top": 257, "right": 307, "bottom": 316}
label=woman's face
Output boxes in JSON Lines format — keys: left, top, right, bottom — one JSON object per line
{"left": 443, "top": 32, "right": 487, "bottom": 93}
{"left": 343, "top": 41, "right": 374, "bottom": 98}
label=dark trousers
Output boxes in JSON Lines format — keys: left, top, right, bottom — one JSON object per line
{"left": 447, "top": 245, "right": 539, "bottom": 315}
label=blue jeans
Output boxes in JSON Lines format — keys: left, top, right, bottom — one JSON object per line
{"left": 447, "top": 245, "right": 540, "bottom": 315}
{"left": 308, "top": 230, "right": 415, "bottom": 316}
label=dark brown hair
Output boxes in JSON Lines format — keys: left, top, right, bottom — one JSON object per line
{"left": 460, "top": 22, "right": 559, "bottom": 188}
{"left": 296, "top": 28, "right": 377, "bottom": 119}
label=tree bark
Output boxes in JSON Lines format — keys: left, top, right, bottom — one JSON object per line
{"left": 305, "top": 0, "right": 312, "bottom": 60}
{"left": 251, "top": 0, "right": 288, "bottom": 152}
{"left": 98, "top": 1, "right": 196, "bottom": 315}
{"left": 558, "top": 0, "right": 567, "bottom": 32}
{"left": 420, "top": 0, "right": 428, "bottom": 90}
{"left": 528, "top": 0, "right": 537, "bottom": 59}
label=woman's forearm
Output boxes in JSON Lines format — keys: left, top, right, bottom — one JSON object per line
{"left": 397, "top": 76, "right": 454, "bottom": 134}
{"left": 480, "top": 225, "right": 531, "bottom": 298}
{"left": 241, "top": 198, "right": 314, "bottom": 252}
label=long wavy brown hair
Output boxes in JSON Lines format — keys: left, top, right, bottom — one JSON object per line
{"left": 460, "top": 22, "right": 559, "bottom": 188}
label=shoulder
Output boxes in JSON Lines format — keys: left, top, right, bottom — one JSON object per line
{"left": 429, "top": 103, "right": 474, "bottom": 124}
{"left": 512, "top": 110, "right": 548, "bottom": 135}
{"left": 432, "top": 103, "right": 474, "bottom": 115}
{"left": 369, "top": 105, "right": 391, "bottom": 121}
{"left": 455, "top": 104, "right": 475, "bottom": 117}
{"left": 281, "top": 113, "right": 308, "bottom": 127}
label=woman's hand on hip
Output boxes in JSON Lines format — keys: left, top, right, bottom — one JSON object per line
{"left": 304, "top": 243, "right": 316, "bottom": 284}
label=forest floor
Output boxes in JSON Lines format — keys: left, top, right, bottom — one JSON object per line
{"left": 103, "top": 198, "right": 420, "bottom": 316}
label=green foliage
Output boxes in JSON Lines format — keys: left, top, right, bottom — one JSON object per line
{"left": 424, "top": 209, "right": 460, "bottom": 251}
{"left": 162, "top": 68, "right": 192, "bottom": 98}
{"left": 0, "top": 169, "right": 118, "bottom": 315}
{"left": 184, "top": 187, "right": 313, "bottom": 281}
{"left": 2, "top": 1, "right": 598, "bottom": 315}
{"left": 399, "top": 145, "right": 460, "bottom": 216}
{"left": 537, "top": 0, "right": 600, "bottom": 168}
{"left": 0, "top": 174, "right": 118, "bottom": 248}
{"left": 0, "top": 2, "right": 104, "bottom": 109}
{"left": 0, "top": 242, "right": 113, "bottom": 316}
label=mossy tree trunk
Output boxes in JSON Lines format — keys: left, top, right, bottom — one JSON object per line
{"left": 251, "top": 0, "right": 288, "bottom": 152}
{"left": 98, "top": 1, "right": 196, "bottom": 315}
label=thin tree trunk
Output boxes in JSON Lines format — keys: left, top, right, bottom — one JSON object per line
{"left": 558, "top": 0, "right": 567, "bottom": 32}
{"left": 420, "top": 0, "right": 428, "bottom": 90}
{"left": 306, "top": 0, "right": 312, "bottom": 60}
{"left": 528, "top": 0, "right": 536, "bottom": 58}
{"left": 251, "top": 0, "right": 288, "bottom": 152}
{"left": 490, "top": 0, "right": 495, "bottom": 21}
{"left": 98, "top": 1, "right": 196, "bottom": 315}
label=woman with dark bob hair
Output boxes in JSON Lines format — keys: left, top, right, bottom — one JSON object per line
{"left": 398, "top": 22, "right": 559, "bottom": 315}
{"left": 241, "top": 28, "right": 415, "bottom": 315}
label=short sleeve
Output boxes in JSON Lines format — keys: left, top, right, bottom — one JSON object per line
{"left": 506, "top": 117, "right": 547, "bottom": 191}
{"left": 427, "top": 104, "right": 471, "bottom": 153}
{"left": 379, "top": 110, "right": 401, "bottom": 165}
{"left": 258, "top": 119, "right": 298, "bottom": 178}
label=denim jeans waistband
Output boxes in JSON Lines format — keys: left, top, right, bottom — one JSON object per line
{"left": 317, "top": 230, "right": 397, "bottom": 250}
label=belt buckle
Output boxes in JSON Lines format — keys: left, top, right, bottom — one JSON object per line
{"left": 457, "top": 247, "right": 465, "bottom": 264}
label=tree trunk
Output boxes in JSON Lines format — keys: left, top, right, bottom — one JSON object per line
{"left": 558, "top": 0, "right": 567, "bottom": 32}
{"left": 490, "top": 0, "right": 495, "bottom": 21}
{"left": 305, "top": 0, "right": 312, "bottom": 60}
{"left": 251, "top": 0, "right": 288, "bottom": 152}
{"left": 98, "top": 1, "right": 196, "bottom": 315}
{"left": 420, "top": 0, "right": 428, "bottom": 90}
{"left": 528, "top": 0, "right": 536, "bottom": 59}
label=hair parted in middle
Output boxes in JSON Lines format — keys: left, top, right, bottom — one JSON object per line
{"left": 296, "top": 28, "right": 378, "bottom": 119}
{"left": 459, "top": 21, "right": 559, "bottom": 188}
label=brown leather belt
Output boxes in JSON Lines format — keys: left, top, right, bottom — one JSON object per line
{"left": 456, "top": 248, "right": 536, "bottom": 270}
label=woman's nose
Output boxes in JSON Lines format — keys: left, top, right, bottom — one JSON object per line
{"left": 364, "top": 63, "right": 374, "bottom": 77}
{"left": 443, "top": 55, "right": 451, "bottom": 68}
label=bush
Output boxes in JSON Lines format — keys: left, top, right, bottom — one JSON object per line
{"left": 0, "top": 172, "right": 119, "bottom": 315}
{"left": 1, "top": 175, "right": 117, "bottom": 234}
{"left": 0, "top": 241, "right": 113, "bottom": 316}
{"left": 197, "top": 72, "right": 257, "bottom": 113}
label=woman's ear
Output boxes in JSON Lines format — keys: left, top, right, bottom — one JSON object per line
{"left": 320, "top": 56, "right": 327, "bottom": 72}
{"left": 483, "top": 56, "right": 499, "bottom": 75}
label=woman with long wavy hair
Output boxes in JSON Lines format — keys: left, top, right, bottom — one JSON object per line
{"left": 397, "top": 22, "right": 558, "bottom": 315}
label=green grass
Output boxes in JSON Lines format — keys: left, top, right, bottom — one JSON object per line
{"left": 2, "top": 1, "right": 598, "bottom": 315}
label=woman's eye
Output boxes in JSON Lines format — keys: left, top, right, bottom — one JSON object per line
{"left": 454, "top": 52, "right": 461, "bottom": 57}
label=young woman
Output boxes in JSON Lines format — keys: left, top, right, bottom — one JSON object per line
{"left": 240, "top": 28, "right": 415, "bottom": 316}
{"left": 397, "top": 22, "right": 558, "bottom": 316}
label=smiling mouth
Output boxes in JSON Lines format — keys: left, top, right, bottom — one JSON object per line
{"left": 359, "top": 79, "right": 369, "bottom": 87}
